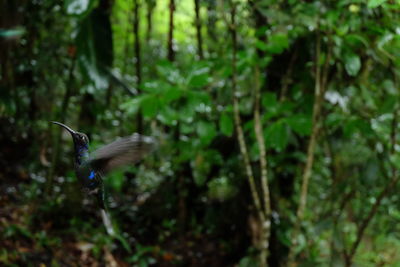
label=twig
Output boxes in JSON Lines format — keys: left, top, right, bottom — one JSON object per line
{"left": 280, "top": 49, "right": 297, "bottom": 102}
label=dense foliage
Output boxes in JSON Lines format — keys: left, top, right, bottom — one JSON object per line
{"left": 0, "top": 0, "right": 399, "bottom": 266}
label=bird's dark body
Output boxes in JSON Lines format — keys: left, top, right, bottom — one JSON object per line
{"left": 76, "top": 161, "right": 105, "bottom": 209}
{"left": 52, "top": 121, "right": 155, "bottom": 210}
{"left": 76, "top": 162, "right": 101, "bottom": 190}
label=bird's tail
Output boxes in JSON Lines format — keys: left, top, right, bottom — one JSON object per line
{"left": 101, "top": 209, "right": 115, "bottom": 236}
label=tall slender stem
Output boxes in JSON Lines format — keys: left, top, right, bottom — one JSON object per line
{"left": 288, "top": 28, "right": 323, "bottom": 266}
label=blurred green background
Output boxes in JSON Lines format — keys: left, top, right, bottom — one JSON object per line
{"left": 0, "top": 0, "right": 399, "bottom": 266}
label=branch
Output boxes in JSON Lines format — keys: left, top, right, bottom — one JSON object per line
{"left": 288, "top": 28, "right": 324, "bottom": 266}
{"left": 345, "top": 108, "right": 399, "bottom": 266}
{"left": 253, "top": 65, "right": 272, "bottom": 224}
{"left": 280, "top": 49, "right": 297, "bottom": 102}
{"left": 230, "top": 1, "right": 264, "bottom": 221}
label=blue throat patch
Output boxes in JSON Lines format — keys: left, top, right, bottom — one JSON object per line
{"left": 89, "top": 170, "right": 95, "bottom": 180}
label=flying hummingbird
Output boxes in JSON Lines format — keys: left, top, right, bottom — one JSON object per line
{"left": 51, "top": 121, "right": 155, "bottom": 210}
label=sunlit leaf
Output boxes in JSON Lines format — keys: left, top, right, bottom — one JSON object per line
{"left": 76, "top": 7, "right": 113, "bottom": 89}
{"left": 197, "top": 121, "right": 217, "bottom": 145}
{"left": 368, "top": 0, "right": 387, "bottom": 8}
{"left": 158, "top": 106, "right": 178, "bottom": 126}
{"left": 255, "top": 40, "right": 268, "bottom": 51}
{"left": 390, "top": 153, "right": 400, "bottom": 168}
{"left": 344, "top": 54, "right": 361, "bottom": 76}
{"left": 266, "top": 33, "right": 289, "bottom": 54}
{"left": 65, "top": 0, "right": 91, "bottom": 15}
{"left": 120, "top": 97, "right": 143, "bottom": 115}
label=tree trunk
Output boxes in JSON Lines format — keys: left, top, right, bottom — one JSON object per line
{"left": 146, "top": 0, "right": 156, "bottom": 42}
{"left": 133, "top": 0, "right": 143, "bottom": 132}
{"left": 46, "top": 58, "right": 76, "bottom": 195}
{"left": 167, "top": 0, "right": 175, "bottom": 61}
{"left": 194, "top": 0, "right": 203, "bottom": 59}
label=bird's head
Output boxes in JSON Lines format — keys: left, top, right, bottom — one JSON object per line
{"left": 51, "top": 121, "right": 89, "bottom": 150}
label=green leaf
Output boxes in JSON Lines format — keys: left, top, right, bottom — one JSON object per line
{"left": 141, "top": 95, "right": 158, "bottom": 118}
{"left": 262, "top": 92, "right": 278, "bottom": 108}
{"left": 264, "top": 120, "right": 288, "bottom": 151}
{"left": 163, "top": 87, "right": 182, "bottom": 103}
{"left": 266, "top": 33, "right": 289, "bottom": 54}
{"left": 220, "top": 113, "right": 234, "bottom": 136}
{"left": 344, "top": 54, "right": 361, "bottom": 76}
{"left": 344, "top": 118, "right": 373, "bottom": 137}
{"left": 286, "top": 114, "right": 312, "bottom": 136}
{"left": 379, "top": 97, "right": 396, "bottom": 114}
{"left": 65, "top": 0, "right": 92, "bottom": 15}
{"left": 76, "top": 7, "right": 113, "bottom": 89}
{"left": 188, "top": 73, "right": 209, "bottom": 88}
{"left": 368, "top": 0, "right": 387, "bottom": 8}
{"left": 197, "top": 121, "right": 217, "bottom": 145}
{"left": 255, "top": 40, "right": 268, "bottom": 51}
{"left": 193, "top": 171, "right": 207, "bottom": 186}
{"left": 158, "top": 106, "right": 178, "bottom": 126}
{"left": 120, "top": 97, "right": 143, "bottom": 115}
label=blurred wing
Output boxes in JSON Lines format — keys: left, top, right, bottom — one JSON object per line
{"left": 90, "top": 134, "right": 156, "bottom": 175}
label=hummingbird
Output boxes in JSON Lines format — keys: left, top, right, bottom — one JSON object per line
{"left": 51, "top": 121, "right": 155, "bottom": 210}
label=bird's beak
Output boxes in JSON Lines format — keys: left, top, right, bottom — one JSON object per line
{"left": 51, "top": 121, "right": 76, "bottom": 136}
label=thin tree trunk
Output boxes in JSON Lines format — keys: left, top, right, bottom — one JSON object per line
{"left": 133, "top": 0, "right": 143, "bottom": 132}
{"left": 287, "top": 29, "right": 323, "bottom": 266}
{"left": 146, "top": 0, "right": 155, "bottom": 42}
{"left": 46, "top": 57, "right": 76, "bottom": 195}
{"left": 206, "top": 0, "right": 216, "bottom": 41}
{"left": 167, "top": 0, "right": 175, "bottom": 61}
{"left": 194, "top": 0, "right": 203, "bottom": 59}
{"left": 229, "top": 3, "right": 268, "bottom": 266}
{"left": 253, "top": 66, "right": 272, "bottom": 265}
{"left": 249, "top": 0, "right": 268, "bottom": 88}
{"left": 280, "top": 50, "right": 297, "bottom": 101}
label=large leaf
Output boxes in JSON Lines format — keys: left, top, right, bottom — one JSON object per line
{"left": 120, "top": 96, "right": 144, "bottom": 115}
{"left": 286, "top": 114, "right": 312, "bottom": 136}
{"left": 197, "top": 121, "right": 217, "bottom": 145}
{"left": 344, "top": 54, "right": 361, "bottom": 76}
{"left": 262, "top": 92, "right": 278, "bottom": 108}
{"left": 141, "top": 94, "right": 159, "bottom": 118}
{"left": 264, "top": 120, "right": 288, "bottom": 151}
{"left": 158, "top": 106, "right": 178, "bottom": 126}
{"left": 219, "top": 113, "right": 234, "bottom": 136}
{"left": 390, "top": 154, "right": 400, "bottom": 169}
{"left": 163, "top": 86, "right": 182, "bottom": 103}
{"left": 76, "top": 6, "right": 113, "bottom": 89}
{"left": 188, "top": 73, "right": 209, "bottom": 88}
{"left": 65, "top": 0, "right": 95, "bottom": 16}
{"left": 368, "top": 0, "right": 387, "bottom": 8}
{"left": 266, "top": 33, "right": 289, "bottom": 54}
